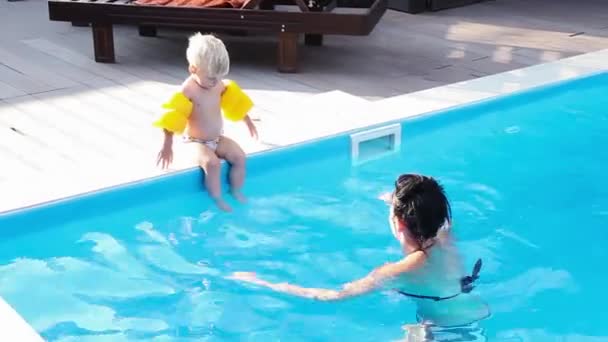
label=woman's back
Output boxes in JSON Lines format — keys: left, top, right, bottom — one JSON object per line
{"left": 391, "top": 232, "right": 491, "bottom": 327}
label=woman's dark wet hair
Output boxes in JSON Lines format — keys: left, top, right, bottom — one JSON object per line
{"left": 392, "top": 174, "right": 452, "bottom": 245}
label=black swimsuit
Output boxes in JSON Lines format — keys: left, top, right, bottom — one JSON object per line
{"left": 394, "top": 250, "right": 483, "bottom": 302}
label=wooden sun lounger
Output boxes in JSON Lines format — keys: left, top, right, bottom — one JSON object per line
{"left": 47, "top": 0, "right": 387, "bottom": 72}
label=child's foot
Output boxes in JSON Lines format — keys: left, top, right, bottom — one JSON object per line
{"left": 214, "top": 198, "right": 232, "bottom": 212}
{"left": 231, "top": 190, "right": 247, "bottom": 204}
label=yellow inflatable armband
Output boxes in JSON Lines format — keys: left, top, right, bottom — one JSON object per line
{"left": 153, "top": 92, "right": 193, "bottom": 134}
{"left": 221, "top": 80, "right": 253, "bottom": 122}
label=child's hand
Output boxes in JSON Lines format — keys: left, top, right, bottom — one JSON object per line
{"left": 156, "top": 145, "right": 173, "bottom": 169}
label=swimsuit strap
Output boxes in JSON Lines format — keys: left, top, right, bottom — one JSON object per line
{"left": 394, "top": 290, "right": 461, "bottom": 302}
{"left": 412, "top": 240, "right": 435, "bottom": 255}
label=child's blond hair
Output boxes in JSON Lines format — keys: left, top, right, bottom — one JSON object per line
{"left": 186, "top": 33, "right": 230, "bottom": 78}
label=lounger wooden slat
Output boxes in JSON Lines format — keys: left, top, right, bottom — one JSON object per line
{"left": 48, "top": 0, "right": 387, "bottom": 72}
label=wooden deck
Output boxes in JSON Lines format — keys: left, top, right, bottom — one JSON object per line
{"left": 0, "top": 0, "right": 607, "bottom": 212}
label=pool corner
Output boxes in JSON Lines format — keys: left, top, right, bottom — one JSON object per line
{"left": 0, "top": 297, "right": 44, "bottom": 342}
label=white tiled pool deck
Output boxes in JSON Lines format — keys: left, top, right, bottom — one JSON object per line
{"left": 1, "top": 48, "right": 606, "bottom": 215}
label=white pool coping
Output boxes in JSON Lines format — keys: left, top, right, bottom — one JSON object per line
{"left": 0, "top": 297, "right": 45, "bottom": 342}
{"left": 0, "top": 48, "right": 606, "bottom": 341}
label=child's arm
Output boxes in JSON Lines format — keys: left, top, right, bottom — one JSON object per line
{"left": 229, "top": 251, "right": 426, "bottom": 301}
{"left": 242, "top": 114, "right": 258, "bottom": 140}
{"left": 159, "top": 128, "right": 174, "bottom": 154}
{"left": 162, "top": 129, "right": 173, "bottom": 148}
{"left": 155, "top": 82, "right": 192, "bottom": 169}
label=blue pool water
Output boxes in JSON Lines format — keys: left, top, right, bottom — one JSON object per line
{"left": 1, "top": 72, "right": 608, "bottom": 341}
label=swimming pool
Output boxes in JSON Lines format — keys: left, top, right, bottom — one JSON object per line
{"left": 1, "top": 71, "right": 607, "bottom": 341}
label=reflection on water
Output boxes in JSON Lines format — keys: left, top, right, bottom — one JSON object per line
{"left": 0, "top": 181, "right": 585, "bottom": 342}
{"left": 0, "top": 220, "right": 220, "bottom": 341}
{"left": 495, "top": 329, "right": 608, "bottom": 342}
{"left": 404, "top": 321, "right": 488, "bottom": 342}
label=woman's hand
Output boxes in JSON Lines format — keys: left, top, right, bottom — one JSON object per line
{"left": 378, "top": 191, "right": 392, "bottom": 204}
{"left": 230, "top": 271, "right": 259, "bottom": 282}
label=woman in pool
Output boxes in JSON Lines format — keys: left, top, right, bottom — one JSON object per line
{"left": 230, "top": 173, "right": 490, "bottom": 334}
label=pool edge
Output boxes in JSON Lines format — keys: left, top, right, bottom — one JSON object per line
{"left": 0, "top": 297, "right": 44, "bottom": 342}
{"left": 1, "top": 49, "right": 606, "bottom": 216}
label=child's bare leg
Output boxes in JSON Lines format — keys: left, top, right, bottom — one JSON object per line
{"left": 197, "top": 144, "right": 232, "bottom": 212}
{"left": 216, "top": 136, "right": 247, "bottom": 203}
